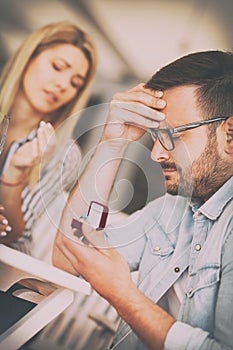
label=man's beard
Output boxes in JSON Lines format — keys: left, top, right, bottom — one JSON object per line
{"left": 164, "top": 136, "right": 232, "bottom": 201}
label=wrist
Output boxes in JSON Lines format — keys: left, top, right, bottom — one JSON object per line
{"left": 98, "top": 138, "right": 129, "bottom": 156}
{"left": 0, "top": 178, "right": 24, "bottom": 187}
{"left": 2, "top": 166, "right": 27, "bottom": 184}
{"left": 109, "top": 281, "right": 141, "bottom": 317}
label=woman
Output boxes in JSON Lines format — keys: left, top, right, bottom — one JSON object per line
{"left": 0, "top": 21, "right": 97, "bottom": 255}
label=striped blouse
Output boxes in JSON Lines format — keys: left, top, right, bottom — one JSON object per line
{"left": 0, "top": 129, "right": 82, "bottom": 255}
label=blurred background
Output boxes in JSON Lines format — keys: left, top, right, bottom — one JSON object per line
{"left": 0, "top": 1, "right": 232, "bottom": 349}
{"left": 0, "top": 0, "right": 232, "bottom": 215}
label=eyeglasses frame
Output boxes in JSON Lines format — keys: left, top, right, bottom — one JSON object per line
{"left": 149, "top": 116, "right": 229, "bottom": 151}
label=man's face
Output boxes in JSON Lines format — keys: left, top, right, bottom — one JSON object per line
{"left": 151, "top": 85, "right": 230, "bottom": 201}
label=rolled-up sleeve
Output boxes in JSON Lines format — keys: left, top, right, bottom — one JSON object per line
{"left": 165, "top": 321, "right": 209, "bottom": 350}
{"left": 164, "top": 320, "right": 233, "bottom": 350}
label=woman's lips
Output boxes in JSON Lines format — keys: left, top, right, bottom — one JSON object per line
{"left": 44, "top": 90, "right": 58, "bottom": 104}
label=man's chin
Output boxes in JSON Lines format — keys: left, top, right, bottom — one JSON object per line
{"left": 164, "top": 177, "right": 179, "bottom": 196}
{"left": 166, "top": 186, "right": 178, "bottom": 196}
{"left": 165, "top": 182, "right": 193, "bottom": 198}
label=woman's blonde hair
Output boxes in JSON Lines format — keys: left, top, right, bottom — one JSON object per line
{"left": 0, "top": 21, "right": 97, "bottom": 185}
{"left": 0, "top": 21, "right": 97, "bottom": 130}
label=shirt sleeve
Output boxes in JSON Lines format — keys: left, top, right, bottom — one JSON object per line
{"left": 164, "top": 321, "right": 209, "bottom": 350}
{"left": 165, "top": 229, "right": 233, "bottom": 350}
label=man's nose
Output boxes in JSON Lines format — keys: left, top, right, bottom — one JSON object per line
{"left": 151, "top": 139, "right": 171, "bottom": 162}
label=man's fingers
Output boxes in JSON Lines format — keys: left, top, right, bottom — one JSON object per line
{"left": 128, "top": 83, "right": 163, "bottom": 97}
{"left": 113, "top": 83, "right": 165, "bottom": 109}
{"left": 82, "top": 224, "right": 111, "bottom": 250}
{"left": 55, "top": 233, "right": 83, "bottom": 275}
{"left": 110, "top": 101, "right": 165, "bottom": 130}
{"left": 113, "top": 90, "right": 166, "bottom": 111}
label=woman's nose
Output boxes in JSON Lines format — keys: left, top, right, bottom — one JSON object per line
{"left": 151, "top": 139, "right": 171, "bottom": 162}
{"left": 55, "top": 75, "right": 70, "bottom": 91}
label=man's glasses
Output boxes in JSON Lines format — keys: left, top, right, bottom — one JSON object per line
{"left": 0, "top": 113, "right": 10, "bottom": 155}
{"left": 149, "top": 116, "right": 229, "bottom": 151}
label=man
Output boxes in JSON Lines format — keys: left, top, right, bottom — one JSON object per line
{"left": 53, "top": 50, "right": 233, "bottom": 349}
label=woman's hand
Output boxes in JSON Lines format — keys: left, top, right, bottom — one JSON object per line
{"left": 0, "top": 205, "right": 12, "bottom": 238}
{"left": 103, "top": 83, "right": 166, "bottom": 142}
{"left": 0, "top": 122, "right": 56, "bottom": 243}
{"left": 10, "top": 121, "right": 55, "bottom": 168}
{"left": 3, "top": 121, "right": 56, "bottom": 182}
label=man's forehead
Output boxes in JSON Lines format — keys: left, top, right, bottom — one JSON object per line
{"left": 161, "top": 85, "right": 201, "bottom": 127}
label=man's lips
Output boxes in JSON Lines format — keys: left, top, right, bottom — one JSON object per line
{"left": 162, "top": 169, "right": 177, "bottom": 176}
{"left": 161, "top": 164, "right": 177, "bottom": 175}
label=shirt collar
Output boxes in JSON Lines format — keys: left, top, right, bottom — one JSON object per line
{"left": 193, "top": 176, "right": 233, "bottom": 221}
{"left": 16, "top": 128, "right": 37, "bottom": 145}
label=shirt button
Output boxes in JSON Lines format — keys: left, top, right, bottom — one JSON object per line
{"left": 174, "top": 267, "right": 180, "bottom": 273}
{"left": 195, "top": 244, "right": 201, "bottom": 251}
{"left": 153, "top": 246, "right": 160, "bottom": 252}
{"left": 188, "top": 288, "right": 193, "bottom": 296}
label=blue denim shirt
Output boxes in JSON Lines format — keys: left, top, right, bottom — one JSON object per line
{"left": 105, "top": 176, "right": 233, "bottom": 350}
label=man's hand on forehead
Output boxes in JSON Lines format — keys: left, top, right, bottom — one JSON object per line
{"left": 102, "top": 83, "right": 167, "bottom": 143}
{"left": 113, "top": 83, "right": 166, "bottom": 111}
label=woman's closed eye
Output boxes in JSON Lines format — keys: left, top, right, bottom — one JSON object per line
{"left": 71, "top": 76, "right": 85, "bottom": 89}
{"left": 52, "top": 60, "right": 66, "bottom": 71}
{"left": 52, "top": 61, "right": 85, "bottom": 89}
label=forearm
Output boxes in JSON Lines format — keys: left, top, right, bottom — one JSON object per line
{"left": 59, "top": 138, "right": 128, "bottom": 236}
{"left": 110, "top": 282, "right": 175, "bottom": 350}
{"left": 58, "top": 85, "right": 165, "bottom": 237}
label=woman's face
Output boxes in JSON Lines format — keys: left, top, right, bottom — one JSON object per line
{"left": 22, "top": 43, "right": 89, "bottom": 114}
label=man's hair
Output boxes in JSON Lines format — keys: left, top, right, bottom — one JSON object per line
{"left": 145, "top": 50, "right": 233, "bottom": 120}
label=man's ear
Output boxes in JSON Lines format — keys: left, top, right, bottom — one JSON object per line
{"left": 221, "top": 116, "right": 233, "bottom": 154}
